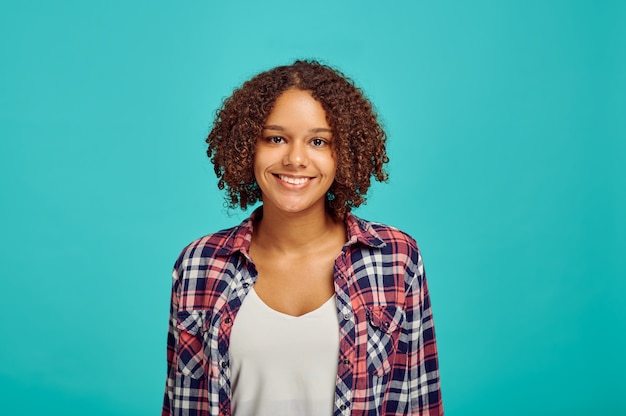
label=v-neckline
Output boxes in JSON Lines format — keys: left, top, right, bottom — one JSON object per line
{"left": 248, "top": 287, "right": 335, "bottom": 319}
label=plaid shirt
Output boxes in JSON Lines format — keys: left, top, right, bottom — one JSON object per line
{"left": 163, "top": 209, "right": 442, "bottom": 415}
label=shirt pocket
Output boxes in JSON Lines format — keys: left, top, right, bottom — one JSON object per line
{"left": 176, "top": 310, "right": 211, "bottom": 379}
{"left": 365, "top": 305, "right": 405, "bottom": 376}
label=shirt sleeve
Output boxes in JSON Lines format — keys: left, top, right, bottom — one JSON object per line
{"left": 162, "top": 269, "right": 181, "bottom": 415}
{"left": 407, "top": 248, "right": 443, "bottom": 415}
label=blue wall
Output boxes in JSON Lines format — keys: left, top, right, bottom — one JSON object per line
{"left": 1, "top": 1, "right": 624, "bottom": 414}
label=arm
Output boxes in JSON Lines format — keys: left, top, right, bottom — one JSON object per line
{"left": 407, "top": 248, "right": 443, "bottom": 415}
{"left": 162, "top": 269, "right": 181, "bottom": 415}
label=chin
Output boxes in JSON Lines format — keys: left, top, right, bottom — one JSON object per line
{"left": 279, "top": 205, "right": 309, "bottom": 214}
{"left": 274, "top": 201, "right": 319, "bottom": 215}
{"left": 263, "top": 194, "right": 326, "bottom": 215}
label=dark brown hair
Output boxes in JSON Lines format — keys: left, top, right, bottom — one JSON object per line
{"left": 206, "top": 59, "right": 388, "bottom": 219}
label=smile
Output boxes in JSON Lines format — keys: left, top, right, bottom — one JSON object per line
{"left": 277, "top": 174, "right": 312, "bottom": 185}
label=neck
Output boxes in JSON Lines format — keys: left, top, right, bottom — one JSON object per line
{"left": 254, "top": 204, "right": 343, "bottom": 253}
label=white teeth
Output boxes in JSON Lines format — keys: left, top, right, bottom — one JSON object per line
{"left": 278, "top": 175, "right": 310, "bottom": 185}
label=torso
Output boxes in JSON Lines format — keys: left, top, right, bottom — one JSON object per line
{"left": 229, "top": 288, "right": 340, "bottom": 415}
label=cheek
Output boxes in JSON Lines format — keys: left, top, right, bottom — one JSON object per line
{"left": 252, "top": 148, "right": 274, "bottom": 183}
{"left": 327, "top": 155, "right": 338, "bottom": 177}
{"left": 252, "top": 148, "right": 263, "bottom": 171}
{"left": 329, "top": 162, "right": 338, "bottom": 178}
{"left": 252, "top": 157, "right": 262, "bottom": 181}
{"left": 329, "top": 159, "right": 341, "bottom": 183}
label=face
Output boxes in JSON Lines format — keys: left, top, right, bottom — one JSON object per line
{"left": 254, "top": 89, "right": 336, "bottom": 217}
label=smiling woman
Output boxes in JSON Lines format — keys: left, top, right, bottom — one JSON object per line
{"left": 163, "top": 60, "right": 443, "bottom": 416}
{"left": 205, "top": 60, "right": 388, "bottom": 221}
{"left": 255, "top": 89, "right": 337, "bottom": 218}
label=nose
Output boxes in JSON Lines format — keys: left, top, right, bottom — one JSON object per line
{"left": 283, "top": 141, "right": 308, "bottom": 167}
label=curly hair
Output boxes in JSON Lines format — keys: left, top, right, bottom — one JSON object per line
{"left": 206, "top": 59, "right": 389, "bottom": 220}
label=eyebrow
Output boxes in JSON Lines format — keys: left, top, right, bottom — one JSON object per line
{"left": 263, "top": 125, "right": 332, "bottom": 134}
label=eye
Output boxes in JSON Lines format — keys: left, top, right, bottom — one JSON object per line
{"left": 265, "top": 136, "right": 285, "bottom": 144}
{"left": 310, "top": 138, "right": 328, "bottom": 147}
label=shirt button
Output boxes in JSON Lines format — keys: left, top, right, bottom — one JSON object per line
{"left": 243, "top": 282, "right": 250, "bottom": 288}
{"left": 383, "top": 321, "right": 390, "bottom": 328}
{"left": 221, "top": 361, "right": 228, "bottom": 369}
{"left": 340, "top": 404, "right": 347, "bottom": 411}
{"left": 343, "top": 359, "right": 350, "bottom": 365}
{"left": 343, "top": 312, "right": 351, "bottom": 320}
{"left": 225, "top": 317, "right": 232, "bottom": 324}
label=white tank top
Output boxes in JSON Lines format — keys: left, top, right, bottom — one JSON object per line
{"left": 229, "top": 288, "right": 340, "bottom": 416}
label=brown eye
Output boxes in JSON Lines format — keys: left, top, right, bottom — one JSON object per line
{"left": 311, "top": 138, "right": 327, "bottom": 147}
{"left": 266, "top": 136, "right": 285, "bottom": 144}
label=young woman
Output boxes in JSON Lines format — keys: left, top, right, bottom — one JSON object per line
{"left": 163, "top": 60, "right": 443, "bottom": 416}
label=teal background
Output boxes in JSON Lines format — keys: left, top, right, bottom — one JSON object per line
{"left": 1, "top": 1, "right": 624, "bottom": 414}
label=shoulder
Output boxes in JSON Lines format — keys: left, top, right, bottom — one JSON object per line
{"left": 372, "top": 221, "right": 418, "bottom": 250}
{"left": 350, "top": 214, "right": 420, "bottom": 255}
{"left": 173, "top": 225, "right": 241, "bottom": 271}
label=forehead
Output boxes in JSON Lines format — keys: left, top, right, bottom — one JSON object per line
{"left": 265, "top": 89, "right": 331, "bottom": 129}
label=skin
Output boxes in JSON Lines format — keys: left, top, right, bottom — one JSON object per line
{"left": 250, "top": 89, "right": 347, "bottom": 317}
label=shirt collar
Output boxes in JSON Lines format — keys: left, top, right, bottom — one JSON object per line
{"left": 344, "top": 212, "right": 387, "bottom": 248}
{"left": 216, "top": 207, "right": 386, "bottom": 256}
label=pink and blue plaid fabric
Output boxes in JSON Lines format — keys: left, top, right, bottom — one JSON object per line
{"left": 163, "top": 209, "right": 443, "bottom": 415}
